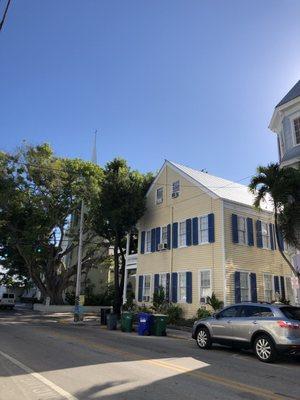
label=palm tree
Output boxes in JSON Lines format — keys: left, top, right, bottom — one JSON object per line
{"left": 249, "top": 163, "right": 300, "bottom": 277}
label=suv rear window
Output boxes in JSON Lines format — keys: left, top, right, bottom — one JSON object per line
{"left": 280, "top": 307, "right": 300, "bottom": 321}
{"left": 9, "top": 294, "right": 14, "bottom": 298}
{"left": 2, "top": 294, "right": 8, "bottom": 298}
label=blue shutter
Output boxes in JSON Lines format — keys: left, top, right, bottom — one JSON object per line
{"left": 256, "top": 220, "right": 263, "bottom": 248}
{"left": 250, "top": 273, "right": 257, "bottom": 302}
{"left": 167, "top": 224, "right": 171, "bottom": 249}
{"left": 138, "top": 276, "right": 144, "bottom": 302}
{"left": 273, "top": 224, "right": 277, "bottom": 250}
{"left": 278, "top": 230, "right": 284, "bottom": 251}
{"left": 208, "top": 213, "right": 215, "bottom": 243}
{"left": 154, "top": 274, "right": 159, "bottom": 292}
{"left": 171, "top": 272, "right": 178, "bottom": 302}
{"left": 172, "top": 223, "right": 178, "bottom": 249}
{"left": 232, "top": 214, "right": 238, "bottom": 243}
{"left": 186, "top": 272, "right": 192, "bottom": 303}
{"left": 141, "top": 231, "right": 145, "bottom": 254}
{"left": 280, "top": 276, "right": 286, "bottom": 299}
{"left": 247, "top": 218, "right": 254, "bottom": 246}
{"left": 166, "top": 273, "right": 170, "bottom": 301}
{"left": 269, "top": 224, "right": 274, "bottom": 250}
{"left": 192, "top": 217, "right": 199, "bottom": 245}
{"left": 186, "top": 219, "right": 192, "bottom": 246}
{"left": 274, "top": 276, "right": 280, "bottom": 294}
{"left": 234, "top": 271, "right": 241, "bottom": 303}
{"left": 151, "top": 228, "right": 156, "bottom": 252}
{"left": 155, "top": 227, "right": 161, "bottom": 251}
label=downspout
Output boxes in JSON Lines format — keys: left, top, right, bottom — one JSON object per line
{"left": 221, "top": 200, "right": 227, "bottom": 306}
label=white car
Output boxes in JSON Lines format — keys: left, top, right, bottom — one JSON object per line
{"left": 0, "top": 293, "right": 15, "bottom": 309}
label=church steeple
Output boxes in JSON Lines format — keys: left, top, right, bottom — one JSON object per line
{"left": 91, "top": 130, "right": 98, "bottom": 164}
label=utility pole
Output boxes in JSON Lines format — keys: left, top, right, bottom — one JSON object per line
{"left": 74, "top": 200, "right": 84, "bottom": 322}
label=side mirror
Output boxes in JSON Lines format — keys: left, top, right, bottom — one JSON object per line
{"left": 214, "top": 313, "right": 221, "bottom": 319}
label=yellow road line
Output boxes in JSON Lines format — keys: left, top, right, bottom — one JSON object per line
{"left": 35, "top": 327, "right": 289, "bottom": 400}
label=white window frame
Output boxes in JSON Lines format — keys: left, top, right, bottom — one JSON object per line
{"left": 199, "top": 269, "right": 212, "bottom": 303}
{"left": 263, "top": 273, "right": 273, "bottom": 303}
{"left": 145, "top": 230, "right": 151, "bottom": 254}
{"left": 239, "top": 271, "right": 251, "bottom": 302}
{"left": 291, "top": 113, "right": 300, "bottom": 146}
{"left": 156, "top": 187, "right": 164, "bottom": 205}
{"left": 171, "top": 180, "right": 180, "bottom": 197}
{"left": 198, "top": 215, "right": 209, "bottom": 244}
{"left": 159, "top": 272, "right": 167, "bottom": 295}
{"left": 177, "top": 271, "right": 187, "bottom": 303}
{"left": 161, "top": 226, "right": 168, "bottom": 245}
{"left": 178, "top": 220, "right": 187, "bottom": 248}
{"left": 237, "top": 216, "right": 247, "bottom": 245}
{"left": 143, "top": 274, "right": 152, "bottom": 302}
{"left": 261, "top": 222, "right": 270, "bottom": 250}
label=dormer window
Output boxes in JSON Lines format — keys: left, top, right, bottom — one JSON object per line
{"left": 156, "top": 187, "right": 163, "bottom": 205}
{"left": 293, "top": 117, "right": 300, "bottom": 145}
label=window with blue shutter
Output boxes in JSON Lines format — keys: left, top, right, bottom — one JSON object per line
{"left": 247, "top": 218, "right": 254, "bottom": 246}
{"left": 186, "top": 272, "right": 192, "bottom": 303}
{"left": 232, "top": 214, "right": 238, "bottom": 243}
{"left": 140, "top": 231, "right": 145, "bottom": 254}
{"left": 186, "top": 219, "right": 192, "bottom": 246}
{"left": 280, "top": 276, "right": 286, "bottom": 299}
{"left": 208, "top": 213, "right": 215, "bottom": 243}
{"left": 250, "top": 273, "right": 257, "bottom": 302}
{"left": 155, "top": 227, "right": 161, "bottom": 251}
{"left": 166, "top": 273, "right": 170, "bottom": 301}
{"left": 154, "top": 274, "right": 159, "bottom": 293}
{"left": 269, "top": 224, "right": 274, "bottom": 250}
{"left": 151, "top": 228, "right": 156, "bottom": 252}
{"left": 167, "top": 224, "right": 171, "bottom": 249}
{"left": 171, "top": 272, "right": 178, "bottom": 302}
{"left": 277, "top": 230, "right": 285, "bottom": 251}
{"left": 256, "top": 220, "right": 263, "bottom": 248}
{"left": 192, "top": 217, "right": 199, "bottom": 245}
{"left": 234, "top": 271, "right": 241, "bottom": 303}
{"left": 138, "top": 276, "right": 144, "bottom": 302}
{"left": 274, "top": 276, "right": 280, "bottom": 294}
{"left": 172, "top": 223, "right": 178, "bottom": 248}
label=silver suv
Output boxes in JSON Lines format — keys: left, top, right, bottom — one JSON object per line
{"left": 192, "top": 303, "right": 300, "bottom": 362}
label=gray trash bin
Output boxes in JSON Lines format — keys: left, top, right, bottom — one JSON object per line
{"left": 107, "top": 313, "right": 117, "bottom": 330}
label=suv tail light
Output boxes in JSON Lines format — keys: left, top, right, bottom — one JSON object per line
{"left": 277, "top": 320, "right": 300, "bottom": 329}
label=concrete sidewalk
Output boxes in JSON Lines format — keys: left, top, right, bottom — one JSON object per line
{"left": 44, "top": 311, "right": 192, "bottom": 340}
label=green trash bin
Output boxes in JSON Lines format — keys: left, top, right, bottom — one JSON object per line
{"left": 152, "top": 314, "right": 167, "bottom": 336}
{"left": 121, "top": 312, "right": 133, "bottom": 332}
{"left": 107, "top": 313, "right": 117, "bottom": 330}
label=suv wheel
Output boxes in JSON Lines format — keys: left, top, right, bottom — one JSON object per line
{"left": 196, "top": 327, "right": 212, "bottom": 349}
{"left": 254, "top": 334, "right": 277, "bottom": 363}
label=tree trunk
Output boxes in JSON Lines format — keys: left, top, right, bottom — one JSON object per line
{"left": 113, "top": 235, "right": 122, "bottom": 315}
{"left": 274, "top": 210, "right": 299, "bottom": 277}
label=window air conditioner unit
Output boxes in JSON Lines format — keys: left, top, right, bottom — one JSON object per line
{"left": 200, "top": 296, "right": 208, "bottom": 304}
{"left": 172, "top": 192, "right": 179, "bottom": 199}
{"left": 158, "top": 243, "right": 168, "bottom": 251}
{"left": 156, "top": 198, "right": 163, "bottom": 204}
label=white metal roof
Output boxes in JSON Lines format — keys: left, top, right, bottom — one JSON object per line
{"left": 169, "top": 161, "right": 273, "bottom": 212}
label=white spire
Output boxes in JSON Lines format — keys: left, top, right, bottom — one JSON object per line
{"left": 91, "top": 130, "right": 98, "bottom": 164}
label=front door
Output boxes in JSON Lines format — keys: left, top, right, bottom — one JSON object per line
{"left": 210, "top": 306, "right": 242, "bottom": 340}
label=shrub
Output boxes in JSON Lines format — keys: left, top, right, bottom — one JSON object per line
{"left": 152, "top": 286, "right": 167, "bottom": 313}
{"left": 65, "top": 292, "right": 75, "bottom": 305}
{"left": 197, "top": 308, "right": 211, "bottom": 319}
{"left": 122, "top": 290, "right": 136, "bottom": 311}
{"left": 206, "top": 292, "right": 223, "bottom": 311}
{"left": 165, "top": 303, "right": 183, "bottom": 325}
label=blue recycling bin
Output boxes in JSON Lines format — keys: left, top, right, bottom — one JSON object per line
{"left": 138, "top": 313, "right": 154, "bottom": 336}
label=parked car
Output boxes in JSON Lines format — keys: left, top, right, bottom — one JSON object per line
{"left": 0, "top": 293, "right": 15, "bottom": 310}
{"left": 192, "top": 302, "right": 300, "bottom": 363}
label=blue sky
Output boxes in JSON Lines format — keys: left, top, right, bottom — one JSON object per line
{"left": 1, "top": 0, "right": 300, "bottom": 182}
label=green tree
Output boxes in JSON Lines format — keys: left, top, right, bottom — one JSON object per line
{"left": 249, "top": 163, "right": 300, "bottom": 276}
{"left": 0, "top": 143, "right": 105, "bottom": 304}
{"left": 91, "top": 158, "right": 153, "bottom": 314}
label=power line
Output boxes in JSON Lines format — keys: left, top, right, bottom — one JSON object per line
{"left": 0, "top": 0, "right": 12, "bottom": 32}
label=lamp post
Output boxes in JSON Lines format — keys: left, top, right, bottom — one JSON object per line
{"left": 74, "top": 200, "right": 84, "bottom": 322}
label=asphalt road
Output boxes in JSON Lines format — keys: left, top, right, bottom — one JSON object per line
{"left": 0, "top": 307, "right": 300, "bottom": 400}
